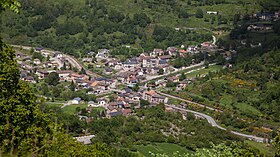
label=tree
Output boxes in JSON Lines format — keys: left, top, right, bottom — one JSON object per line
{"left": 0, "top": 0, "right": 21, "bottom": 13}
{"left": 61, "top": 62, "right": 67, "bottom": 70}
{"left": 0, "top": 38, "right": 54, "bottom": 156}
{"left": 32, "top": 51, "right": 44, "bottom": 61}
{"left": 45, "top": 72, "right": 60, "bottom": 86}
{"left": 79, "top": 68, "right": 86, "bottom": 75}
{"left": 179, "top": 72, "right": 186, "bottom": 81}
{"left": 140, "top": 99, "right": 150, "bottom": 108}
{"left": 158, "top": 68, "right": 164, "bottom": 75}
{"left": 69, "top": 80, "right": 76, "bottom": 91}
{"left": 274, "top": 133, "right": 280, "bottom": 157}
{"left": 195, "top": 8, "right": 204, "bottom": 18}
{"left": 178, "top": 9, "right": 189, "bottom": 18}
{"left": 132, "top": 83, "right": 139, "bottom": 92}
{"left": 0, "top": 1, "right": 113, "bottom": 156}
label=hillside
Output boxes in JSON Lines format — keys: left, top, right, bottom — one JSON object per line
{"left": 0, "top": 0, "right": 263, "bottom": 58}
{"left": 163, "top": 21, "right": 280, "bottom": 139}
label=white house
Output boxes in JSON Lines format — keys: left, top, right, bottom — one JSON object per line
{"left": 207, "top": 11, "right": 218, "bottom": 15}
{"left": 96, "top": 49, "right": 109, "bottom": 61}
{"left": 33, "top": 59, "right": 41, "bottom": 65}
{"left": 42, "top": 51, "right": 50, "bottom": 57}
{"left": 88, "top": 101, "right": 100, "bottom": 107}
{"left": 36, "top": 70, "right": 49, "bottom": 79}
{"left": 54, "top": 52, "right": 63, "bottom": 59}
{"left": 72, "top": 97, "right": 81, "bottom": 104}
{"left": 96, "top": 98, "right": 107, "bottom": 107}
{"left": 57, "top": 70, "right": 72, "bottom": 80}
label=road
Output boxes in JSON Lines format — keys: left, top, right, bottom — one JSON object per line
{"left": 12, "top": 45, "right": 99, "bottom": 77}
{"left": 165, "top": 104, "right": 265, "bottom": 142}
{"left": 141, "top": 61, "right": 205, "bottom": 84}
{"left": 157, "top": 91, "right": 222, "bottom": 112}
{"left": 212, "top": 35, "right": 217, "bottom": 45}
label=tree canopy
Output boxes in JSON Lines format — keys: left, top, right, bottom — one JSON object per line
{"left": 0, "top": 1, "right": 112, "bottom": 156}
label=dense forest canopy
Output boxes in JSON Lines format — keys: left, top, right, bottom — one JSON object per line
{"left": 0, "top": 0, "right": 266, "bottom": 58}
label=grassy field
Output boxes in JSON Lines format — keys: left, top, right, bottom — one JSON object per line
{"left": 185, "top": 65, "right": 222, "bottom": 78}
{"left": 135, "top": 143, "right": 193, "bottom": 157}
{"left": 62, "top": 104, "right": 88, "bottom": 115}
{"left": 245, "top": 141, "right": 275, "bottom": 157}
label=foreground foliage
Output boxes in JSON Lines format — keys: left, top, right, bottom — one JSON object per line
{"left": 0, "top": 38, "right": 113, "bottom": 156}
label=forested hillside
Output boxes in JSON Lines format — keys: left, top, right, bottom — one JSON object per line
{"left": 167, "top": 17, "right": 280, "bottom": 139}
{"left": 1, "top": 0, "right": 262, "bottom": 58}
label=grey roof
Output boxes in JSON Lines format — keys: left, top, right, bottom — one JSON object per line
{"left": 74, "top": 97, "right": 81, "bottom": 101}
{"left": 109, "top": 111, "right": 122, "bottom": 117}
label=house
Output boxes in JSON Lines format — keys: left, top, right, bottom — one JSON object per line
{"left": 15, "top": 52, "right": 27, "bottom": 58}
{"left": 275, "top": 11, "right": 280, "bottom": 18}
{"left": 146, "top": 67, "right": 160, "bottom": 75}
{"left": 254, "top": 12, "right": 274, "bottom": 20}
{"left": 96, "top": 49, "right": 109, "bottom": 61}
{"left": 70, "top": 73, "right": 89, "bottom": 82}
{"left": 20, "top": 70, "right": 28, "bottom": 79}
{"left": 168, "top": 76, "right": 179, "bottom": 82}
{"left": 87, "top": 51, "right": 95, "bottom": 56}
{"left": 57, "top": 70, "right": 72, "bottom": 81}
{"left": 42, "top": 51, "right": 50, "bottom": 57}
{"left": 159, "top": 59, "right": 168, "bottom": 67}
{"left": 167, "top": 47, "right": 178, "bottom": 56}
{"left": 43, "top": 61, "right": 53, "bottom": 68}
{"left": 72, "top": 97, "right": 81, "bottom": 104}
{"left": 123, "top": 59, "right": 139, "bottom": 71}
{"left": 158, "top": 55, "right": 171, "bottom": 61}
{"left": 108, "top": 110, "right": 122, "bottom": 118}
{"left": 90, "top": 81, "right": 99, "bottom": 88}
{"left": 127, "top": 75, "right": 138, "bottom": 85}
{"left": 105, "top": 59, "right": 119, "bottom": 67}
{"left": 201, "top": 42, "right": 213, "bottom": 48}
{"left": 82, "top": 58, "right": 93, "bottom": 63}
{"left": 187, "top": 46, "right": 198, "bottom": 53}
{"left": 23, "top": 76, "right": 36, "bottom": 83}
{"left": 247, "top": 24, "right": 272, "bottom": 31}
{"left": 23, "top": 57, "right": 31, "bottom": 62}
{"left": 150, "top": 49, "right": 164, "bottom": 56}
{"left": 36, "top": 70, "right": 49, "bottom": 79}
{"left": 179, "top": 50, "right": 187, "bottom": 56}
{"left": 96, "top": 98, "right": 107, "bottom": 107}
{"left": 122, "top": 109, "right": 132, "bottom": 116}
{"left": 35, "top": 47, "right": 43, "bottom": 52}
{"left": 33, "top": 59, "right": 41, "bottom": 65}
{"left": 143, "top": 90, "right": 167, "bottom": 104}
{"left": 104, "top": 68, "right": 113, "bottom": 74}
{"left": 207, "top": 11, "right": 218, "bottom": 15}
{"left": 88, "top": 101, "right": 100, "bottom": 107}
{"left": 54, "top": 52, "right": 63, "bottom": 59}
{"left": 176, "top": 82, "right": 188, "bottom": 91}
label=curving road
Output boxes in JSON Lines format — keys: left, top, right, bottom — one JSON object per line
{"left": 157, "top": 91, "right": 222, "bottom": 112}
{"left": 141, "top": 61, "right": 205, "bottom": 84}
{"left": 165, "top": 104, "right": 265, "bottom": 142}
{"left": 12, "top": 45, "right": 98, "bottom": 77}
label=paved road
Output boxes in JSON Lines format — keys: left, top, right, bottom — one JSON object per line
{"left": 157, "top": 91, "right": 222, "bottom": 112}
{"left": 166, "top": 104, "right": 265, "bottom": 142}
{"left": 141, "top": 61, "right": 205, "bottom": 84}
{"left": 12, "top": 45, "right": 99, "bottom": 77}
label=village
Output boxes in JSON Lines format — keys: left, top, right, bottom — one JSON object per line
{"left": 15, "top": 40, "right": 221, "bottom": 120}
